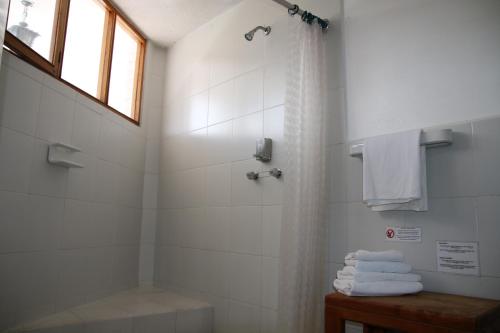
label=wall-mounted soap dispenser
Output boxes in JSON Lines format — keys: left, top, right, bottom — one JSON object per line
{"left": 254, "top": 138, "right": 272, "bottom": 162}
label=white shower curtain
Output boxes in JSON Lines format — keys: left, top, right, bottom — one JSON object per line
{"left": 278, "top": 17, "right": 328, "bottom": 333}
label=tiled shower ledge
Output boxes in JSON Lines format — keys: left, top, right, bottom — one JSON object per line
{"left": 5, "top": 288, "right": 213, "bottom": 333}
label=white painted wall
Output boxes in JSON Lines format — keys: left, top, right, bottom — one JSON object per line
{"left": 0, "top": 42, "right": 164, "bottom": 330}
{"left": 344, "top": 0, "right": 500, "bottom": 141}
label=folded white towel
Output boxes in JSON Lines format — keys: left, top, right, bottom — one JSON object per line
{"left": 345, "top": 250, "right": 404, "bottom": 262}
{"left": 337, "top": 266, "right": 421, "bottom": 283}
{"left": 333, "top": 279, "right": 423, "bottom": 296}
{"left": 363, "top": 129, "right": 428, "bottom": 212}
{"left": 344, "top": 260, "right": 412, "bottom": 274}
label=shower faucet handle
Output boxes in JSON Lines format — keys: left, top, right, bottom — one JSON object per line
{"left": 246, "top": 171, "right": 259, "bottom": 180}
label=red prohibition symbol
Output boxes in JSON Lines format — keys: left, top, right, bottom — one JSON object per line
{"left": 386, "top": 228, "right": 395, "bottom": 239}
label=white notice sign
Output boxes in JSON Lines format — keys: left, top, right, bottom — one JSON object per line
{"left": 436, "top": 241, "right": 479, "bottom": 276}
{"left": 385, "top": 226, "right": 422, "bottom": 242}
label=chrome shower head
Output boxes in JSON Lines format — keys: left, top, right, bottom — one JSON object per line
{"left": 244, "top": 25, "right": 271, "bottom": 41}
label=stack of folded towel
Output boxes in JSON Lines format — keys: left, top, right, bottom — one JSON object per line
{"left": 333, "top": 250, "right": 423, "bottom": 297}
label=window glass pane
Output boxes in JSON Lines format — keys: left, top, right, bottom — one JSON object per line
{"left": 61, "top": 0, "right": 106, "bottom": 97}
{"left": 6, "top": 0, "right": 57, "bottom": 60}
{"left": 108, "top": 19, "right": 140, "bottom": 118}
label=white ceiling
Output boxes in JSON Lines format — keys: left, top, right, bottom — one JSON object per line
{"left": 113, "top": 0, "right": 244, "bottom": 46}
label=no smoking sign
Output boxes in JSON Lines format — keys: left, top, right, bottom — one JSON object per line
{"left": 385, "top": 226, "right": 422, "bottom": 242}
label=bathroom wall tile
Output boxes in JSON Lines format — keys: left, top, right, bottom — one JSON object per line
{"left": 178, "top": 207, "right": 206, "bottom": 249}
{"left": 206, "top": 120, "right": 233, "bottom": 165}
{"left": 228, "top": 254, "right": 262, "bottom": 305}
{"left": 162, "top": 99, "right": 189, "bottom": 138}
{"left": 139, "top": 244, "right": 156, "bottom": 285}
{"left": 0, "top": 251, "right": 58, "bottom": 327}
{"left": 196, "top": 293, "right": 228, "bottom": 333}
{"left": 231, "top": 111, "right": 263, "bottom": 162}
{"left": 145, "top": 137, "right": 161, "bottom": 174}
{"left": 417, "top": 270, "right": 500, "bottom": 300}
{"left": 476, "top": 196, "right": 500, "bottom": 277}
{"left": 36, "top": 86, "right": 75, "bottom": 144}
{"left": 71, "top": 103, "right": 101, "bottom": 156}
{"left": 427, "top": 122, "right": 475, "bottom": 198}
{"left": 228, "top": 206, "right": 262, "bottom": 255}
{"left": 0, "top": 127, "right": 34, "bottom": 192}
{"left": 344, "top": 145, "right": 363, "bottom": 202}
{"left": 227, "top": 300, "right": 260, "bottom": 333}
{"left": 0, "top": 67, "right": 41, "bottom": 136}
{"left": 184, "top": 128, "right": 208, "bottom": 169}
{"left": 261, "top": 257, "right": 279, "bottom": 310}
{"left": 119, "top": 131, "right": 146, "bottom": 172}
{"left": 209, "top": 81, "right": 236, "bottom": 125}
{"left": 114, "top": 207, "right": 142, "bottom": 246}
{"left": 66, "top": 153, "right": 97, "bottom": 202}
{"left": 234, "top": 69, "right": 264, "bottom": 118}
{"left": 0, "top": 192, "right": 64, "bottom": 253}
{"left": 231, "top": 159, "right": 262, "bottom": 206}
{"left": 328, "top": 203, "right": 348, "bottom": 263}
{"left": 92, "top": 159, "right": 119, "bottom": 204}
{"left": 143, "top": 174, "right": 159, "bottom": 209}
{"left": 182, "top": 248, "right": 206, "bottom": 291}
{"left": 200, "top": 251, "right": 229, "bottom": 297}
{"left": 205, "top": 163, "right": 231, "bottom": 206}
{"left": 263, "top": 105, "right": 284, "bottom": 154}
{"left": 347, "top": 198, "right": 477, "bottom": 272}
{"left": 116, "top": 167, "right": 144, "bottom": 208}
{"left": 141, "top": 209, "right": 157, "bottom": 243}
{"left": 61, "top": 200, "right": 114, "bottom": 249}
{"left": 473, "top": 117, "right": 500, "bottom": 195}
{"left": 156, "top": 209, "right": 182, "bottom": 246}
{"left": 56, "top": 248, "right": 113, "bottom": 310}
{"left": 204, "top": 207, "right": 230, "bottom": 251}
{"left": 97, "top": 117, "right": 123, "bottom": 165}
{"left": 111, "top": 246, "right": 140, "bottom": 292}
{"left": 42, "top": 75, "right": 77, "bottom": 100}
{"left": 162, "top": 168, "right": 206, "bottom": 209}
{"left": 188, "top": 60, "right": 210, "bottom": 97}
{"left": 187, "top": 91, "right": 209, "bottom": 131}
{"left": 263, "top": 62, "right": 286, "bottom": 109}
{"left": 262, "top": 205, "right": 282, "bottom": 258}
{"left": 329, "top": 144, "right": 347, "bottom": 203}
{"left": 29, "top": 139, "right": 69, "bottom": 197}
{"left": 2, "top": 52, "right": 46, "bottom": 83}
{"left": 260, "top": 308, "right": 278, "bottom": 333}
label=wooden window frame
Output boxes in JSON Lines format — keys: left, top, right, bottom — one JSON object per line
{"left": 3, "top": 0, "right": 146, "bottom": 125}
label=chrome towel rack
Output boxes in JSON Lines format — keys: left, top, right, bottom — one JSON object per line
{"left": 349, "top": 128, "right": 453, "bottom": 157}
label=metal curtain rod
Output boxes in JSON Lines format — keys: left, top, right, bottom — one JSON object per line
{"left": 271, "top": 0, "right": 329, "bottom": 30}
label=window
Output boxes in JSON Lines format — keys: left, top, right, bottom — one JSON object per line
{"left": 4, "top": 0, "right": 145, "bottom": 123}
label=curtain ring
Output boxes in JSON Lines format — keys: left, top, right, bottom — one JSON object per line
{"left": 288, "top": 4, "right": 299, "bottom": 16}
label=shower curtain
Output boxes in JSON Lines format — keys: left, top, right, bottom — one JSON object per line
{"left": 278, "top": 17, "right": 328, "bottom": 333}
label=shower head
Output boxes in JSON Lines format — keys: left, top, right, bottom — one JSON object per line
{"left": 244, "top": 25, "right": 271, "bottom": 41}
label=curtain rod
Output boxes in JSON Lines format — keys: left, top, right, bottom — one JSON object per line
{"left": 271, "top": 0, "right": 329, "bottom": 30}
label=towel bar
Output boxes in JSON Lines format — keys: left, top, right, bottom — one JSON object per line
{"left": 349, "top": 128, "right": 453, "bottom": 157}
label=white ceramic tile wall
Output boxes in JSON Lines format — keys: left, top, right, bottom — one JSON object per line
{"left": 155, "top": 1, "right": 343, "bottom": 332}
{"left": 330, "top": 0, "right": 500, "bottom": 305}
{"left": 0, "top": 41, "right": 163, "bottom": 330}
{"left": 139, "top": 44, "right": 167, "bottom": 287}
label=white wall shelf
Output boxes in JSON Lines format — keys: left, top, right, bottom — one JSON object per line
{"left": 47, "top": 142, "right": 84, "bottom": 168}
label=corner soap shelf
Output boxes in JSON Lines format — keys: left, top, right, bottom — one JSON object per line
{"left": 349, "top": 128, "right": 453, "bottom": 157}
{"left": 47, "top": 142, "right": 84, "bottom": 168}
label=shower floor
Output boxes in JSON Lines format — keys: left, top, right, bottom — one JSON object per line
{"left": 5, "top": 287, "right": 213, "bottom": 333}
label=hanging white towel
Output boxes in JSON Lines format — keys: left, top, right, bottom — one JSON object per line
{"left": 337, "top": 266, "right": 421, "bottom": 283}
{"left": 345, "top": 250, "right": 404, "bottom": 262}
{"left": 344, "top": 260, "right": 412, "bottom": 274}
{"left": 333, "top": 279, "right": 423, "bottom": 296}
{"left": 363, "top": 129, "right": 428, "bottom": 211}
